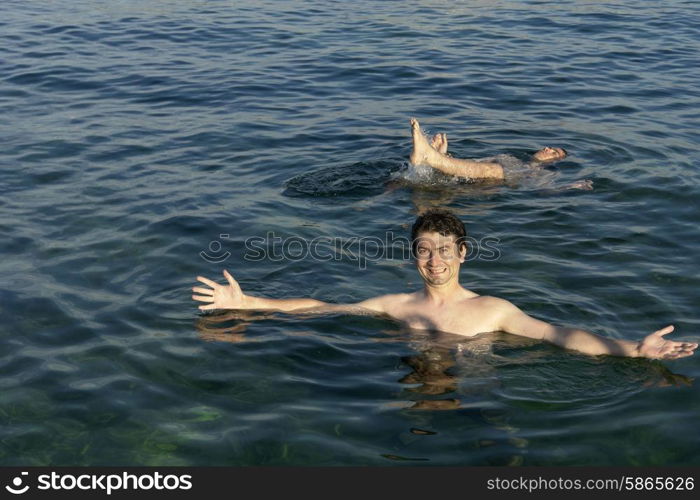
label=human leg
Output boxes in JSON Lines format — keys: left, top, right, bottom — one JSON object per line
{"left": 410, "top": 118, "right": 504, "bottom": 180}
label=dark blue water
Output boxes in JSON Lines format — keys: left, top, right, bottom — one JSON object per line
{"left": 2, "top": 0, "right": 699, "bottom": 465}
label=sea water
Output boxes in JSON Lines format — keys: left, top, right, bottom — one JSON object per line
{"left": 1, "top": 0, "right": 699, "bottom": 465}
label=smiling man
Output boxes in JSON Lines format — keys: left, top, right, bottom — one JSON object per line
{"left": 192, "top": 209, "right": 697, "bottom": 360}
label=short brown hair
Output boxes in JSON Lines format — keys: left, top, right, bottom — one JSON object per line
{"left": 411, "top": 209, "right": 467, "bottom": 254}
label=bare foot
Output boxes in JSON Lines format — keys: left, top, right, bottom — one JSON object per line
{"left": 410, "top": 118, "right": 439, "bottom": 166}
{"left": 440, "top": 133, "right": 448, "bottom": 155}
{"left": 430, "top": 133, "right": 448, "bottom": 155}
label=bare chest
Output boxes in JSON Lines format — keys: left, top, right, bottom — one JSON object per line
{"left": 387, "top": 299, "right": 497, "bottom": 337}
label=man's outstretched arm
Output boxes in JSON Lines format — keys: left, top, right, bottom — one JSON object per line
{"left": 193, "top": 270, "right": 387, "bottom": 315}
{"left": 494, "top": 298, "right": 697, "bottom": 360}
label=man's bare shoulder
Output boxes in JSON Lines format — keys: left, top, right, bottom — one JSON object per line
{"left": 464, "top": 295, "right": 518, "bottom": 313}
{"left": 356, "top": 292, "right": 417, "bottom": 313}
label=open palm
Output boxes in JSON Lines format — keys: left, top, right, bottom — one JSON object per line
{"left": 638, "top": 325, "right": 698, "bottom": 360}
{"left": 192, "top": 270, "right": 245, "bottom": 311}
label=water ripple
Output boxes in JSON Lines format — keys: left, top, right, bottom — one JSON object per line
{"left": 1, "top": 0, "right": 699, "bottom": 466}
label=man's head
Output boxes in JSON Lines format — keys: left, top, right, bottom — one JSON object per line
{"left": 532, "top": 146, "right": 567, "bottom": 163}
{"left": 411, "top": 209, "right": 467, "bottom": 287}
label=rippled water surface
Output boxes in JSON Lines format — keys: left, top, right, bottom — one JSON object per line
{"left": 2, "top": 0, "right": 699, "bottom": 465}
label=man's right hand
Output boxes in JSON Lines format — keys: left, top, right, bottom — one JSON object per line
{"left": 193, "top": 270, "right": 246, "bottom": 311}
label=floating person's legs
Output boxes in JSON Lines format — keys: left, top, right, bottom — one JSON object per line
{"left": 423, "top": 125, "right": 567, "bottom": 169}
{"left": 409, "top": 118, "right": 505, "bottom": 180}
{"left": 409, "top": 118, "right": 592, "bottom": 189}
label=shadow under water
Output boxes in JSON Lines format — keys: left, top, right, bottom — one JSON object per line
{"left": 283, "top": 159, "right": 404, "bottom": 198}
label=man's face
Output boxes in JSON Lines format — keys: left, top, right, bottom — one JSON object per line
{"left": 414, "top": 231, "right": 466, "bottom": 287}
{"left": 533, "top": 146, "right": 567, "bottom": 162}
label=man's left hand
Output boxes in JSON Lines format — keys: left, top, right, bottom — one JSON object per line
{"left": 638, "top": 325, "right": 698, "bottom": 359}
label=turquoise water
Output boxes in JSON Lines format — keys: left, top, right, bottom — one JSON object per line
{"left": 2, "top": 0, "right": 699, "bottom": 465}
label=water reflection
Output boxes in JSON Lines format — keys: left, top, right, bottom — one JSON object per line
{"left": 400, "top": 349, "right": 460, "bottom": 410}
{"left": 396, "top": 331, "right": 506, "bottom": 410}
{"left": 195, "top": 312, "right": 693, "bottom": 465}
{"left": 195, "top": 310, "right": 270, "bottom": 343}
{"left": 197, "top": 312, "right": 693, "bottom": 393}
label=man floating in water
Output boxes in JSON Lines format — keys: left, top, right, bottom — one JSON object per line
{"left": 192, "top": 210, "right": 696, "bottom": 360}
{"left": 409, "top": 118, "right": 592, "bottom": 189}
